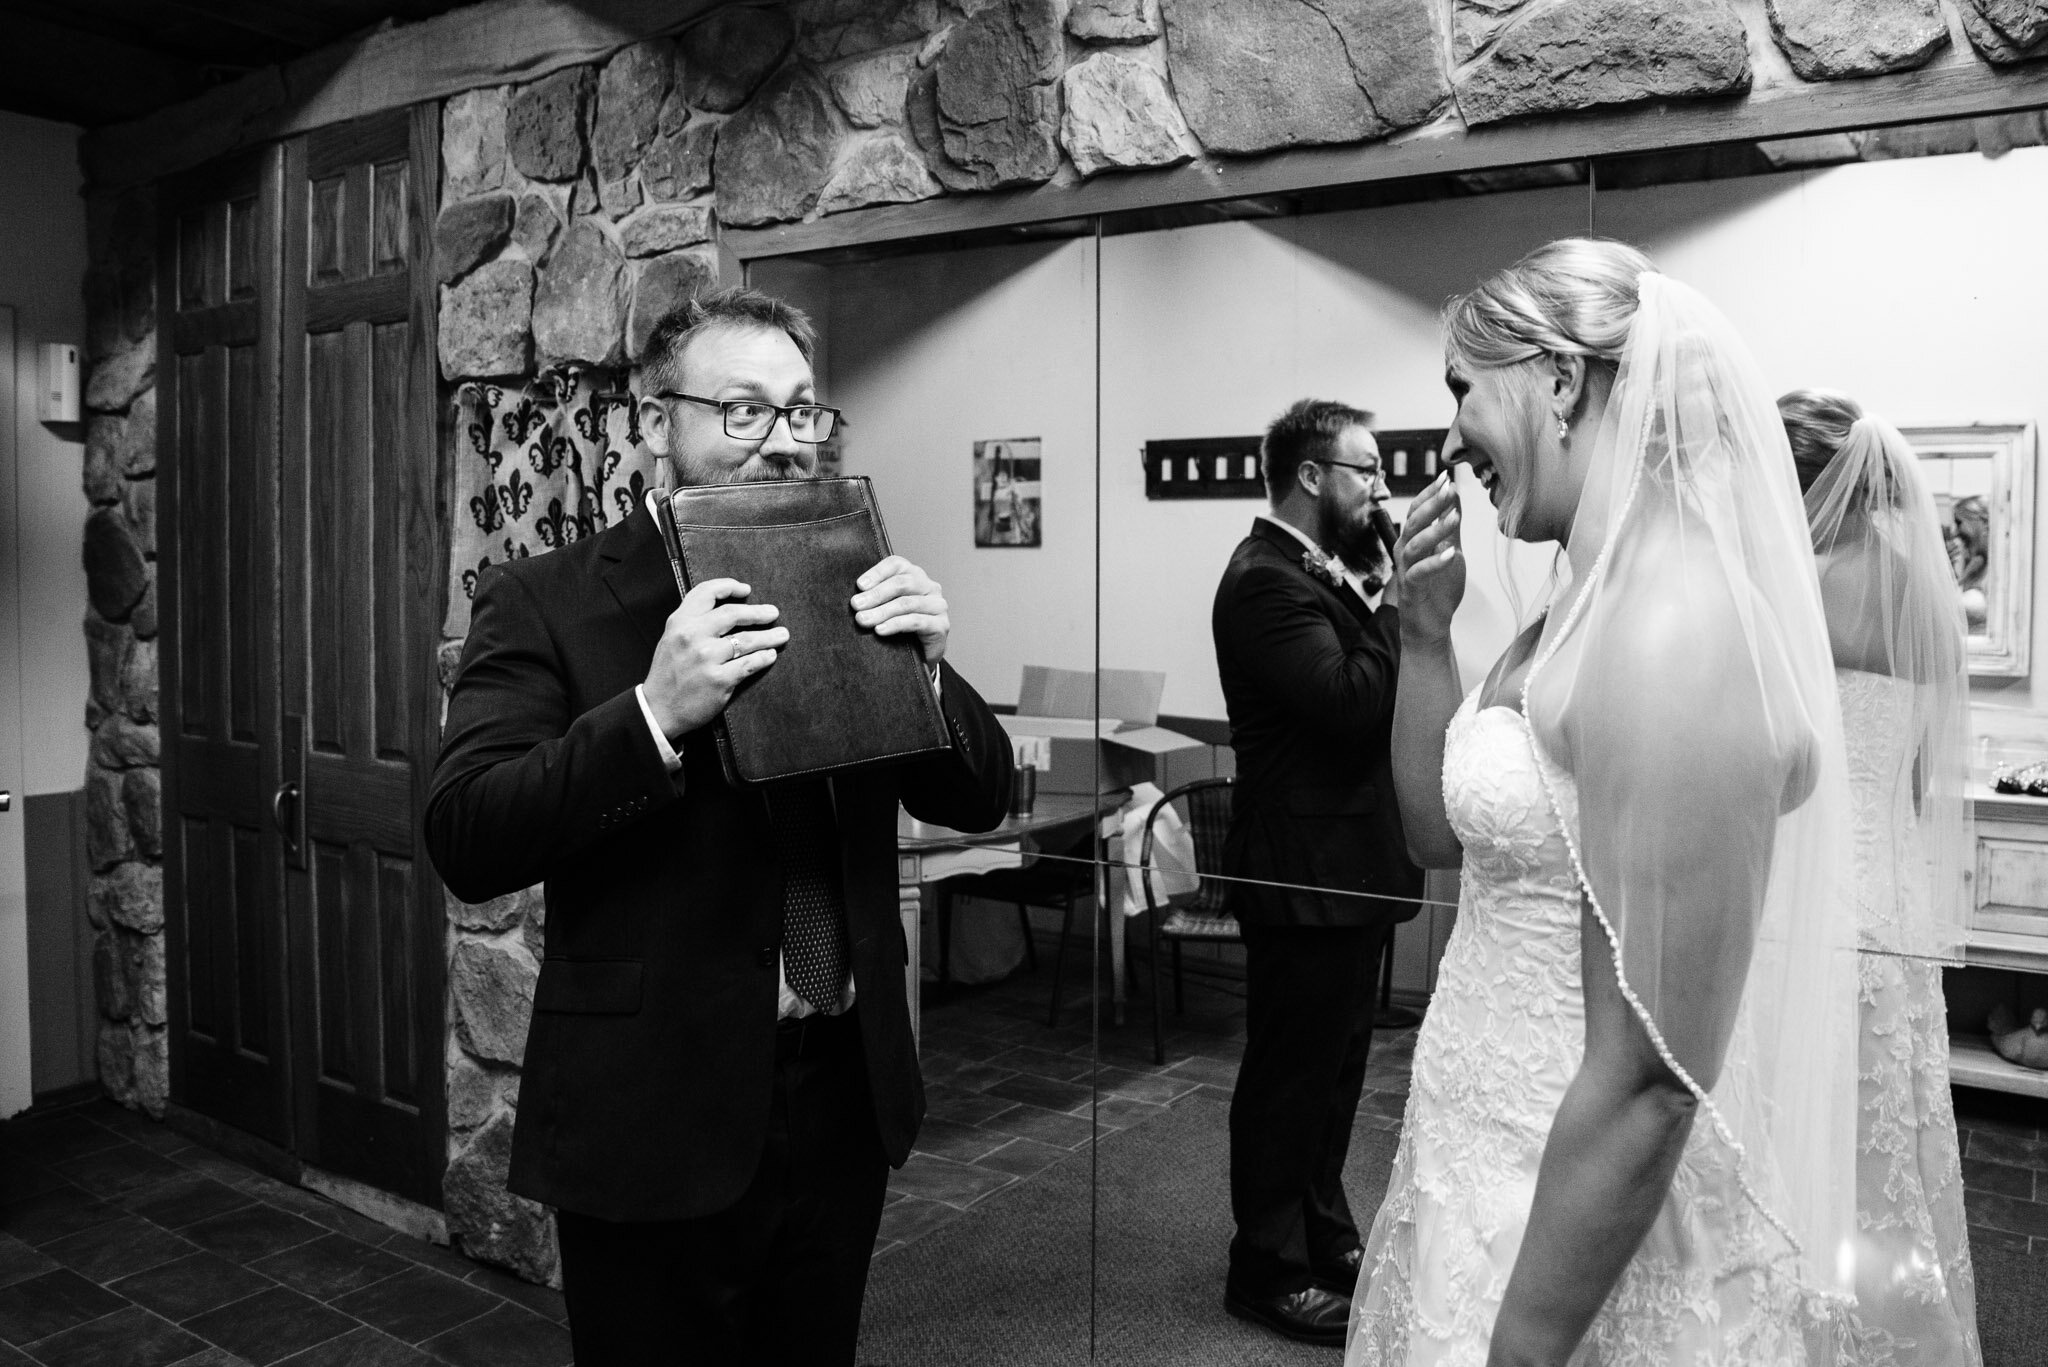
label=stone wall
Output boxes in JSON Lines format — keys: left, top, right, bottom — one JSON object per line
{"left": 79, "top": 184, "right": 165, "bottom": 1117}
{"left": 77, "top": 0, "right": 2048, "bottom": 1289}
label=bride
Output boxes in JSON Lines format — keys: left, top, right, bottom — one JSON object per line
{"left": 1782, "top": 390, "right": 1982, "bottom": 1367}
{"left": 1347, "top": 239, "right": 1864, "bottom": 1366}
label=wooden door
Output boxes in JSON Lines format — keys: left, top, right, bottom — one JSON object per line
{"left": 276, "top": 106, "right": 446, "bottom": 1204}
{"left": 159, "top": 150, "right": 293, "bottom": 1145}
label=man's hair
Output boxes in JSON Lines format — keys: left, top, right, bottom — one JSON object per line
{"left": 634, "top": 286, "right": 818, "bottom": 394}
{"left": 1261, "top": 399, "right": 1375, "bottom": 503}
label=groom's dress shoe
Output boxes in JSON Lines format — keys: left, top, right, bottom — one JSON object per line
{"left": 1223, "top": 1284, "right": 1351, "bottom": 1346}
{"left": 1312, "top": 1245, "right": 1364, "bottom": 1294}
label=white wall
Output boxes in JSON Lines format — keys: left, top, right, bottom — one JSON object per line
{"left": 824, "top": 239, "right": 1098, "bottom": 709}
{"left": 0, "top": 111, "right": 90, "bottom": 794}
{"left": 1590, "top": 149, "right": 2048, "bottom": 712}
{"left": 820, "top": 145, "right": 2048, "bottom": 721}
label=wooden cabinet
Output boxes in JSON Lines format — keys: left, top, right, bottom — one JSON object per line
{"left": 1954, "top": 791, "right": 2048, "bottom": 1098}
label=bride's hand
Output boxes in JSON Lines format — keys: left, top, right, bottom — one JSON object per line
{"left": 1396, "top": 471, "right": 1464, "bottom": 643}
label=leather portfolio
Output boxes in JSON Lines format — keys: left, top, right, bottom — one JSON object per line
{"left": 655, "top": 477, "right": 953, "bottom": 786}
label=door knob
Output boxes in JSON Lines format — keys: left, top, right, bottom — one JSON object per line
{"left": 0, "top": 791, "right": 10, "bottom": 812}
{"left": 272, "top": 782, "right": 299, "bottom": 856}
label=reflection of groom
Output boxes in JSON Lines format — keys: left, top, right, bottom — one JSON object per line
{"left": 1210, "top": 400, "right": 1422, "bottom": 1345}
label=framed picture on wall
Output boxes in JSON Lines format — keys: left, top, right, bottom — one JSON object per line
{"left": 974, "top": 438, "right": 1042, "bottom": 547}
{"left": 1902, "top": 422, "right": 2036, "bottom": 678}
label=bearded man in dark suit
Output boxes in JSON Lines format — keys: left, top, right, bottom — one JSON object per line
{"left": 425, "top": 288, "right": 1012, "bottom": 1365}
{"left": 1210, "top": 399, "right": 1423, "bottom": 1346}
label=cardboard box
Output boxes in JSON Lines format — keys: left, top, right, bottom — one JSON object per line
{"left": 998, "top": 666, "right": 1211, "bottom": 795}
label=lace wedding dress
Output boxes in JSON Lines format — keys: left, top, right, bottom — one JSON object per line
{"left": 1347, "top": 690, "right": 1833, "bottom": 1367}
{"left": 1838, "top": 669, "right": 1981, "bottom": 1367}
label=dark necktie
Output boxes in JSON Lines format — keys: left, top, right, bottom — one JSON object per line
{"left": 768, "top": 780, "right": 851, "bottom": 1012}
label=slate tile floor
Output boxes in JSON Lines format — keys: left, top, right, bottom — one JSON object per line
{"left": 5, "top": 944, "right": 2041, "bottom": 1366}
{"left": 870, "top": 952, "right": 1399, "bottom": 1258}
{"left": 899, "top": 943, "right": 2048, "bottom": 1262}
{"left": 0, "top": 1101, "right": 570, "bottom": 1367}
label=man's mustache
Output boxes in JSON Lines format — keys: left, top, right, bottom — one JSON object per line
{"left": 726, "top": 455, "right": 813, "bottom": 484}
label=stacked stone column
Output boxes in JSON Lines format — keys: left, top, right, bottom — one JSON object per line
{"left": 80, "top": 185, "right": 167, "bottom": 1117}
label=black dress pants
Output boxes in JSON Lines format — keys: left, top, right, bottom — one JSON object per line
{"left": 1227, "top": 923, "right": 1381, "bottom": 1299}
{"left": 556, "top": 1009, "right": 890, "bottom": 1366}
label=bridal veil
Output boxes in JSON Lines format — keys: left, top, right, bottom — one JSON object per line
{"left": 1520, "top": 272, "right": 1863, "bottom": 1327}
{"left": 1805, "top": 411, "right": 1972, "bottom": 965}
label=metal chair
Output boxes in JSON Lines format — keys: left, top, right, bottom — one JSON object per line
{"left": 935, "top": 831, "right": 1094, "bottom": 1014}
{"left": 1138, "top": 777, "right": 1237, "bottom": 1065}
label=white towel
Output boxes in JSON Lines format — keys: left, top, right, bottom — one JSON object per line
{"left": 1117, "top": 782, "right": 1199, "bottom": 918}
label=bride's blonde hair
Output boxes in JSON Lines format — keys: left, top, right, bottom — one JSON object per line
{"left": 1442, "top": 238, "right": 1657, "bottom": 618}
{"left": 1776, "top": 387, "right": 1862, "bottom": 494}
{"left": 1443, "top": 237, "right": 1656, "bottom": 371}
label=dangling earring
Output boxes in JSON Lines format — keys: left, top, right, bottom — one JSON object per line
{"left": 1556, "top": 416, "right": 1570, "bottom": 443}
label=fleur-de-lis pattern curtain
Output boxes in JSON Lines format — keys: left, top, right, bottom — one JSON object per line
{"left": 444, "top": 366, "right": 659, "bottom": 638}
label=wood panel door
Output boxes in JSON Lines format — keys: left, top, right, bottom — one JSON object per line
{"left": 276, "top": 106, "right": 446, "bottom": 1205}
{"left": 159, "top": 150, "right": 293, "bottom": 1146}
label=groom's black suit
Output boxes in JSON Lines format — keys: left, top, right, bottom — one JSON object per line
{"left": 1211, "top": 517, "right": 1422, "bottom": 1301}
{"left": 424, "top": 504, "right": 1012, "bottom": 1359}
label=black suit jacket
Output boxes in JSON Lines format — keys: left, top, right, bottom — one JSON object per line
{"left": 1211, "top": 519, "right": 1422, "bottom": 929}
{"left": 424, "top": 505, "right": 1013, "bottom": 1223}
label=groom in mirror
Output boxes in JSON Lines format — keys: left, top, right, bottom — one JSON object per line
{"left": 1210, "top": 399, "right": 1423, "bottom": 1344}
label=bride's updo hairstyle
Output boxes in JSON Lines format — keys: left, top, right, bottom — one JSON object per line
{"left": 1442, "top": 237, "right": 1656, "bottom": 374}
{"left": 1776, "top": 387, "right": 1863, "bottom": 494}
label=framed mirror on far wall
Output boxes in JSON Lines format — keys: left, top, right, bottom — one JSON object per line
{"left": 1904, "top": 423, "right": 2037, "bottom": 678}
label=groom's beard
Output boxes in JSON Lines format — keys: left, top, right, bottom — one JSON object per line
{"left": 1321, "top": 494, "right": 1385, "bottom": 575}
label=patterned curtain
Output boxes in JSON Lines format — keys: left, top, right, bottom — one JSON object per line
{"left": 444, "top": 365, "right": 660, "bottom": 638}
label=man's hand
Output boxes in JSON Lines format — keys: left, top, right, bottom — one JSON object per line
{"left": 852, "top": 556, "right": 949, "bottom": 665}
{"left": 1395, "top": 472, "right": 1464, "bottom": 644}
{"left": 641, "top": 578, "right": 788, "bottom": 738}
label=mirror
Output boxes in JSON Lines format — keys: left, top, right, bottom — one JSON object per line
{"left": 1086, "top": 174, "right": 1575, "bottom": 1359}
{"left": 1086, "top": 107, "right": 2041, "bottom": 1356}
{"left": 1905, "top": 423, "right": 2037, "bottom": 677}
{"left": 744, "top": 103, "right": 2043, "bottom": 1358}
{"left": 752, "top": 239, "right": 1107, "bottom": 1358}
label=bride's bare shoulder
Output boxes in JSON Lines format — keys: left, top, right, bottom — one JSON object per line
{"left": 1595, "top": 508, "right": 1752, "bottom": 695}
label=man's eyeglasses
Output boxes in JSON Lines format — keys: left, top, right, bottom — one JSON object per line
{"left": 655, "top": 391, "right": 841, "bottom": 443}
{"left": 1314, "top": 458, "right": 1385, "bottom": 483}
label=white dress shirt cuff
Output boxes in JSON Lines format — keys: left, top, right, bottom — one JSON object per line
{"left": 635, "top": 684, "right": 684, "bottom": 774}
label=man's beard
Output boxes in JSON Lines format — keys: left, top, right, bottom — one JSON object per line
{"left": 1320, "top": 494, "right": 1385, "bottom": 575}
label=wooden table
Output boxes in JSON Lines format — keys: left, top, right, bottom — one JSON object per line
{"left": 897, "top": 791, "right": 1128, "bottom": 1047}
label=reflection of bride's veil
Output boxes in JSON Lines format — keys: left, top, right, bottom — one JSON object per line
{"left": 1520, "top": 274, "right": 1861, "bottom": 1325}
{"left": 1806, "top": 411, "right": 1971, "bottom": 966}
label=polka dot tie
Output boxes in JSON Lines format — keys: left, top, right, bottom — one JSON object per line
{"left": 769, "top": 779, "right": 850, "bottom": 1012}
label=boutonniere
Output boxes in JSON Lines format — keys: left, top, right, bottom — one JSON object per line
{"left": 1300, "top": 547, "right": 1345, "bottom": 590}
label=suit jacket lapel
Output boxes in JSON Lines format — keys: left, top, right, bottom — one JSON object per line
{"left": 1248, "top": 518, "right": 1365, "bottom": 623}
{"left": 601, "top": 504, "right": 681, "bottom": 650}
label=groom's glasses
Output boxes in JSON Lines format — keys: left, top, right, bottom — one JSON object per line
{"left": 1314, "top": 458, "right": 1387, "bottom": 490}
{"left": 656, "top": 391, "right": 841, "bottom": 443}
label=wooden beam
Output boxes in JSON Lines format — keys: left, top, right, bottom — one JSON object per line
{"left": 81, "top": 0, "right": 725, "bottom": 191}
{"left": 725, "top": 46, "right": 2048, "bottom": 261}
